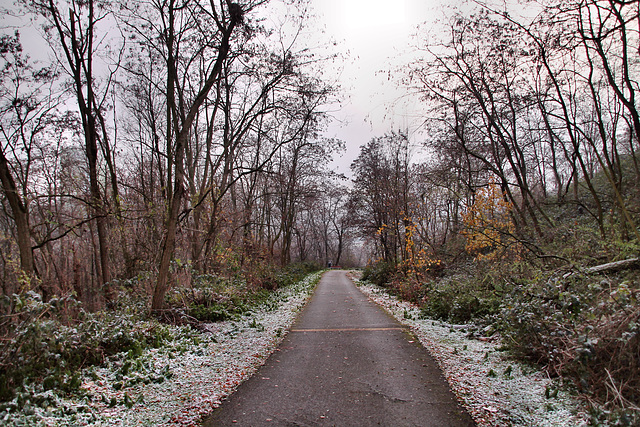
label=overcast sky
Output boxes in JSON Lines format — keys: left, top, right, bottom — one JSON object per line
{"left": 306, "top": 0, "right": 450, "bottom": 175}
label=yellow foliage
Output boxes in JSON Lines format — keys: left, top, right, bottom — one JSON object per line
{"left": 401, "top": 213, "right": 441, "bottom": 279}
{"left": 462, "top": 182, "right": 519, "bottom": 261}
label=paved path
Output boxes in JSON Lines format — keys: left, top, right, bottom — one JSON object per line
{"left": 203, "top": 270, "right": 475, "bottom": 426}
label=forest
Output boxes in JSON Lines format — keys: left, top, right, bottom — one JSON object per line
{"left": 0, "top": 0, "right": 638, "bottom": 425}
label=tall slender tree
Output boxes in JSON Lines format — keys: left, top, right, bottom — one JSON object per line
{"left": 0, "top": 32, "right": 58, "bottom": 277}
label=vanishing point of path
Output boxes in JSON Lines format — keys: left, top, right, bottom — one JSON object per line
{"left": 204, "top": 270, "right": 476, "bottom": 426}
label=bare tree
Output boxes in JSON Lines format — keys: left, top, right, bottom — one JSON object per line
{"left": 0, "top": 31, "right": 58, "bottom": 277}
{"left": 149, "top": 0, "right": 244, "bottom": 311}
{"left": 351, "top": 132, "right": 412, "bottom": 266}
{"left": 24, "top": 0, "right": 126, "bottom": 302}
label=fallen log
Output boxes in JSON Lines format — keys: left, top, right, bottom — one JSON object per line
{"left": 586, "top": 257, "right": 640, "bottom": 274}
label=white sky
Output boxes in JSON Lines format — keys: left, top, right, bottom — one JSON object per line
{"left": 302, "top": 0, "right": 535, "bottom": 176}
{"left": 305, "top": 0, "right": 452, "bottom": 175}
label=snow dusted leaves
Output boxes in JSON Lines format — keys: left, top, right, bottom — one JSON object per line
{"left": 356, "top": 280, "right": 589, "bottom": 427}
{"left": 90, "top": 272, "right": 320, "bottom": 426}
{"left": 3, "top": 271, "right": 588, "bottom": 427}
{"left": 5, "top": 272, "right": 320, "bottom": 427}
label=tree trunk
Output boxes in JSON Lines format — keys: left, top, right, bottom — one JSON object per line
{"left": 152, "top": 9, "right": 240, "bottom": 311}
{"left": 0, "top": 149, "right": 34, "bottom": 274}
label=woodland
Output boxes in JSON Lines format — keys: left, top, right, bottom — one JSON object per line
{"left": 0, "top": 0, "right": 639, "bottom": 425}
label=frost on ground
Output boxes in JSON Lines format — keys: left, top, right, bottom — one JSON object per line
{"left": 353, "top": 277, "right": 589, "bottom": 427}
{"left": 1, "top": 272, "right": 321, "bottom": 427}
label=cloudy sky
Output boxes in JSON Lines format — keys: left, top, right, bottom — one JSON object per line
{"left": 305, "top": 0, "right": 451, "bottom": 174}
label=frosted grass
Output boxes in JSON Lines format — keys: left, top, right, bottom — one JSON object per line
{"left": 1, "top": 272, "right": 321, "bottom": 427}
{"left": 356, "top": 279, "right": 589, "bottom": 427}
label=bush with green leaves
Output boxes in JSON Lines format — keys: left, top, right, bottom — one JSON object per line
{"left": 277, "top": 261, "right": 321, "bottom": 285}
{"left": 361, "top": 260, "right": 394, "bottom": 287}
{"left": 419, "top": 274, "right": 503, "bottom": 323}
{"left": 164, "top": 262, "right": 321, "bottom": 323}
{"left": 0, "top": 291, "right": 174, "bottom": 405}
{"left": 165, "top": 273, "right": 268, "bottom": 322}
{"left": 500, "top": 271, "right": 639, "bottom": 421}
{"left": 246, "top": 261, "right": 321, "bottom": 290}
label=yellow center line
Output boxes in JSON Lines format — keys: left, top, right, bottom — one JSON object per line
{"left": 290, "top": 327, "right": 405, "bottom": 332}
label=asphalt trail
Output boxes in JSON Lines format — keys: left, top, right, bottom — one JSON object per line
{"left": 203, "top": 270, "right": 475, "bottom": 426}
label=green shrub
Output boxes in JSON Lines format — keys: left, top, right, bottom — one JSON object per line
{"left": 362, "top": 260, "right": 394, "bottom": 287}
{"left": 499, "top": 272, "right": 639, "bottom": 416}
{"left": 420, "top": 276, "right": 503, "bottom": 323}
{"left": 246, "top": 261, "right": 321, "bottom": 290}
{"left": 188, "top": 303, "right": 234, "bottom": 322}
{"left": 167, "top": 263, "right": 319, "bottom": 323}
{"left": 0, "top": 292, "right": 173, "bottom": 404}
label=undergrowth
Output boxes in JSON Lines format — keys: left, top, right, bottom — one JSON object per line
{"left": 0, "top": 262, "right": 321, "bottom": 423}
{"left": 164, "top": 261, "right": 320, "bottom": 323}
{"left": 0, "top": 291, "right": 175, "bottom": 407}
{"left": 501, "top": 271, "right": 639, "bottom": 425}
{"left": 361, "top": 216, "right": 640, "bottom": 425}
